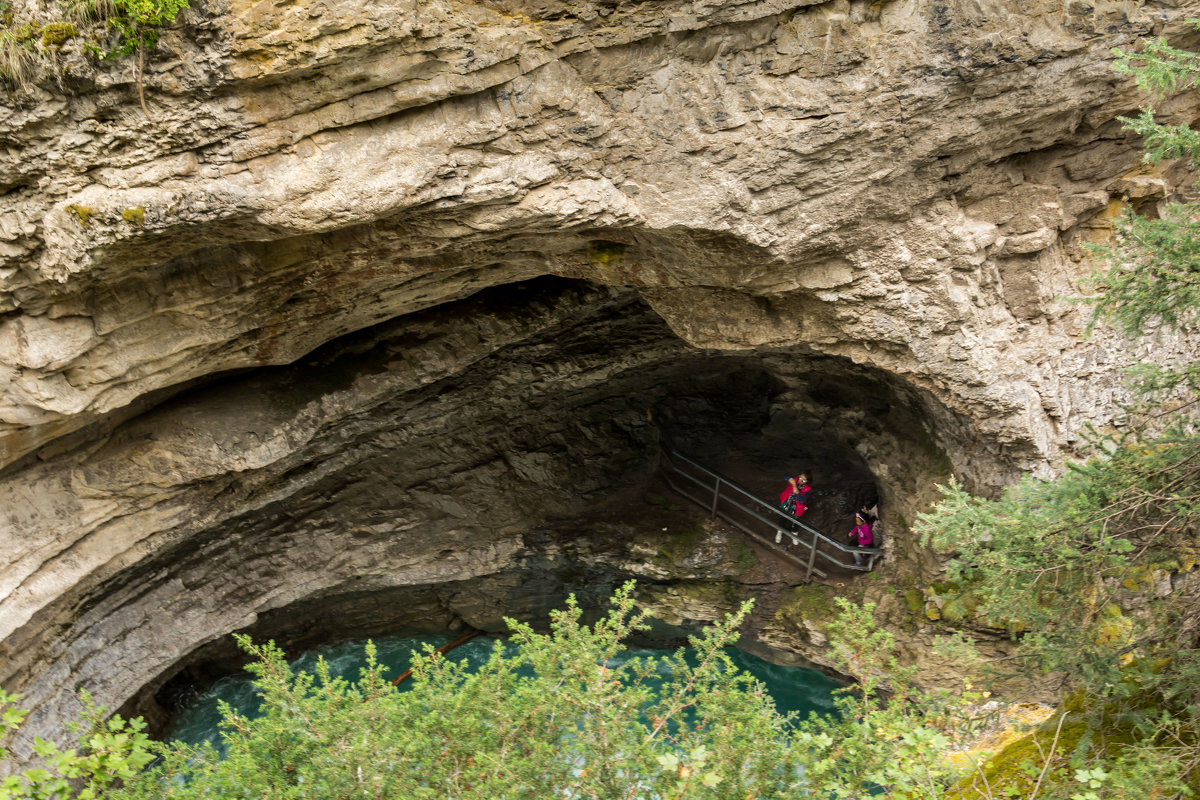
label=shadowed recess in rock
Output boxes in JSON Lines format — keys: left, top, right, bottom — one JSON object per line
{"left": 0, "top": 274, "right": 961, "bottom": 754}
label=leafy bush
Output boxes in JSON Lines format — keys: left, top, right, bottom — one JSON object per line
{"left": 3, "top": 585, "right": 993, "bottom": 799}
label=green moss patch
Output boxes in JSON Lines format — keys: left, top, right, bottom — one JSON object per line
{"left": 65, "top": 203, "right": 96, "bottom": 228}
{"left": 7, "top": 23, "right": 36, "bottom": 44}
{"left": 39, "top": 22, "right": 76, "bottom": 48}
{"left": 941, "top": 593, "right": 981, "bottom": 623}
{"left": 951, "top": 712, "right": 1142, "bottom": 799}
{"left": 588, "top": 240, "right": 627, "bottom": 264}
{"left": 904, "top": 588, "right": 924, "bottom": 614}
{"left": 929, "top": 580, "right": 960, "bottom": 595}
{"left": 916, "top": 425, "right": 954, "bottom": 478}
{"left": 777, "top": 584, "right": 836, "bottom": 624}
{"left": 732, "top": 540, "right": 757, "bottom": 573}
{"left": 920, "top": 578, "right": 986, "bottom": 625}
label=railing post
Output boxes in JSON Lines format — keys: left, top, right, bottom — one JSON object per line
{"left": 805, "top": 529, "right": 818, "bottom": 581}
{"left": 710, "top": 477, "right": 721, "bottom": 519}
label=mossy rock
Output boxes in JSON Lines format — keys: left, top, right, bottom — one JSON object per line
{"left": 948, "top": 716, "right": 1087, "bottom": 798}
{"left": 588, "top": 240, "right": 627, "bottom": 264}
{"left": 1093, "top": 603, "right": 1132, "bottom": 648}
{"left": 1061, "top": 689, "right": 1087, "bottom": 714}
{"left": 777, "top": 584, "right": 836, "bottom": 624}
{"left": 654, "top": 579, "right": 743, "bottom": 610}
{"left": 1154, "top": 556, "right": 1184, "bottom": 573}
{"left": 65, "top": 204, "right": 96, "bottom": 228}
{"left": 904, "top": 588, "right": 924, "bottom": 614}
{"left": 924, "top": 601, "right": 941, "bottom": 621}
{"left": 929, "top": 580, "right": 960, "bottom": 595}
{"left": 939, "top": 590, "right": 982, "bottom": 623}
{"left": 644, "top": 494, "right": 680, "bottom": 511}
{"left": 732, "top": 541, "right": 757, "bottom": 573}
{"left": 1119, "top": 564, "right": 1156, "bottom": 592}
{"left": 669, "top": 522, "right": 705, "bottom": 550}
{"left": 650, "top": 521, "right": 743, "bottom": 572}
{"left": 8, "top": 23, "right": 37, "bottom": 44}
{"left": 915, "top": 425, "right": 954, "bottom": 477}
{"left": 39, "top": 22, "right": 76, "bottom": 48}
{"left": 122, "top": 206, "right": 146, "bottom": 226}
{"left": 639, "top": 581, "right": 739, "bottom": 628}
{"left": 950, "top": 706, "right": 1148, "bottom": 799}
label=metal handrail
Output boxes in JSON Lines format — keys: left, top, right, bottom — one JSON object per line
{"left": 659, "top": 447, "right": 882, "bottom": 578}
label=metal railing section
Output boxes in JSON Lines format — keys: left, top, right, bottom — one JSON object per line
{"left": 659, "top": 447, "right": 882, "bottom": 580}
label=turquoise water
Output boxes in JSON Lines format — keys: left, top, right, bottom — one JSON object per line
{"left": 169, "top": 635, "right": 841, "bottom": 751}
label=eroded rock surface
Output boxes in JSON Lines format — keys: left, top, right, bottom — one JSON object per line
{"left": 3, "top": 0, "right": 1200, "bottom": 760}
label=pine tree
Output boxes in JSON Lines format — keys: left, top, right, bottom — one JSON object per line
{"left": 918, "top": 29, "right": 1200, "bottom": 797}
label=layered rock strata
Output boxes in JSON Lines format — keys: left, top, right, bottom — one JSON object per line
{"left": 2, "top": 0, "right": 1199, "bottom": 761}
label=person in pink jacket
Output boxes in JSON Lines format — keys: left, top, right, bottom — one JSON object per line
{"left": 775, "top": 473, "right": 812, "bottom": 544}
{"left": 849, "top": 511, "right": 874, "bottom": 565}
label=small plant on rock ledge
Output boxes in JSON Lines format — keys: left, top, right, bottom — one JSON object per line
{"left": 0, "top": 23, "right": 39, "bottom": 91}
{"left": 105, "top": 0, "right": 189, "bottom": 118}
{"left": 0, "top": 0, "right": 187, "bottom": 113}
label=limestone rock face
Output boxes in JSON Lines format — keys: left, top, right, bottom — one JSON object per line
{"left": 2, "top": 0, "right": 1200, "bottom": 760}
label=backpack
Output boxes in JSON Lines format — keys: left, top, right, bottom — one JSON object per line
{"left": 781, "top": 484, "right": 810, "bottom": 515}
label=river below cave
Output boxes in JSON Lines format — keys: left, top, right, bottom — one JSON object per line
{"left": 169, "top": 634, "right": 842, "bottom": 753}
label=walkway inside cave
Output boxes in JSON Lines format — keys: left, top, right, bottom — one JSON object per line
{"left": 657, "top": 431, "right": 880, "bottom": 555}
{"left": 567, "top": 445, "right": 874, "bottom": 651}
{"left": 581, "top": 432, "right": 880, "bottom": 590}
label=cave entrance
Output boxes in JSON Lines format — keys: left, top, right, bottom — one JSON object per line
{"left": 90, "top": 276, "right": 949, "bottom": 742}
{"left": 638, "top": 352, "right": 884, "bottom": 542}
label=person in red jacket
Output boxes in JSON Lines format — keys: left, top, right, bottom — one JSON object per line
{"left": 775, "top": 473, "right": 812, "bottom": 544}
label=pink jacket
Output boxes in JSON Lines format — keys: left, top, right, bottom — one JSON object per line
{"left": 850, "top": 522, "right": 873, "bottom": 547}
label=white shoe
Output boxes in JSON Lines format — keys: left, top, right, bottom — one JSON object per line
{"left": 775, "top": 530, "right": 783, "bottom": 543}
{"left": 790, "top": 536, "right": 799, "bottom": 546}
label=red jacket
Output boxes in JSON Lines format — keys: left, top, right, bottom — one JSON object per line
{"left": 780, "top": 481, "right": 812, "bottom": 516}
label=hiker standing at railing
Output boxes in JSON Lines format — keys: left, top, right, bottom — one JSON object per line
{"left": 775, "top": 472, "right": 812, "bottom": 544}
{"left": 848, "top": 511, "right": 874, "bottom": 565}
{"left": 856, "top": 500, "right": 878, "bottom": 526}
